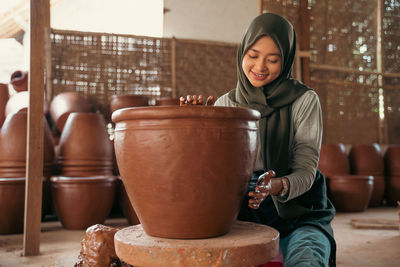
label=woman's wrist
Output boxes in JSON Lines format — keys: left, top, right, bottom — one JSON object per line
{"left": 270, "top": 177, "right": 290, "bottom": 196}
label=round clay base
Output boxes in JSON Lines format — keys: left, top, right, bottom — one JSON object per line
{"left": 114, "top": 221, "right": 279, "bottom": 267}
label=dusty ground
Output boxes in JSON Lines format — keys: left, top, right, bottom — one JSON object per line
{"left": 0, "top": 207, "right": 399, "bottom": 266}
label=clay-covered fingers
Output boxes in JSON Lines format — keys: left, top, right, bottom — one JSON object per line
{"left": 248, "top": 190, "right": 269, "bottom": 209}
{"left": 186, "top": 95, "right": 193, "bottom": 105}
{"left": 205, "top": 96, "right": 215, "bottom": 106}
{"left": 179, "top": 96, "right": 186, "bottom": 106}
{"left": 179, "top": 95, "right": 213, "bottom": 106}
{"left": 198, "top": 95, "right": 203, "bottom": 104}
{"left": 256, "top": 170, "right": 276, "bottom": 187}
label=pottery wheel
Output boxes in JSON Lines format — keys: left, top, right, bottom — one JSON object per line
{"left": 114, "top": 221, "right": 279, "bottom": 267}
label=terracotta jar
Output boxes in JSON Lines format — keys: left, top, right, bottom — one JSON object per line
{"left": 349, "top": 144, "right": 384, "bottom": 176}
{"left": 58, "top": 112, "right": 113, "bottom": 162}
{"left": 109, "top": 95, "right": 149, "bottom": 114}
{"left": 384, "top": 145, "right": 400, "bottom": 176}
{"left": 49, "top": 92, "right": 92, "bottom": 133}
{"left": 112, "top": 106, "right": 260, "bottom": 238}
{"left": 155, "top": 97, "right": 180, "bottom": 106}
{"left": 0, "top": 177, "right": 25, "bottom": 234}
{"left": 0, "top": 83, "right": 9, "bottom": 128}
{"left": 10, "top": 70, "right": 28, "bottom": 92}
{"left": 318, "top": 143, "right": 350, "bottom": 176}
{"left": 327, "top": 175, "right": 373, "bottom": 212}
{"left": 50, "top": 176, "right": 117, "bottom": 230}
{"left": 120, "top": 180, "right": 140, "bottom": 225}
{"left": 386, "top": 176, "right": 400, "bottom": 206}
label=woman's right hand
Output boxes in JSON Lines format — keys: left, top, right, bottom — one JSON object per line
{"left": 179, "top": 95, "right": 215, "bottom": 106}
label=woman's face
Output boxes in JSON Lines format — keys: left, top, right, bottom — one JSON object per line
{"left": 242, "top": 35, "right": 282, "bottom": 87}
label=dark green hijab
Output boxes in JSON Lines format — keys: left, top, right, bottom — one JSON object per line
{"left": 228, "top": 13, "right": 310, "bottom": 176}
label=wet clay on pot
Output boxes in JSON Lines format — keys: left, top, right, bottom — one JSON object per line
{"left": 50, "top": 176, "right": 117, "bottom": 230}
{"left": 327, "top": 175, "right": 373, "bottom": 212}
{"left": 75, "top": 224, "right": 121, "bottom": 267}
{"left": 0, "top": 177, "right": 25, "bottom": 234}
{"left": 112, "top": 105, "right": 260, "bottom": 238}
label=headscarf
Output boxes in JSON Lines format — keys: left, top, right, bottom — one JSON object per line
{"left": 228, "top": 13, "right": 310, "bottom": 176}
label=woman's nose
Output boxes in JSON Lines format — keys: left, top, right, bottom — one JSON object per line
{"left": 255, "top": 58, "right": 266, "bottom": 71}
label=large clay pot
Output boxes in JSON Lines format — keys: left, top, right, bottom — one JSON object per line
{"left": 109, "top": 95, "right": 148, "bottom": 114}
{"left": 50, "top": 176, "right": 117, "bottom": 230}
{"left": 49, "top": 92, "right": 92, "bottom": 133}
{"left": 327, "top": 175, "right": 373, "bottom": 212}
{"left": 386, "top": 176, "right": 400, "bottom": 206}
{"left": 10, "top": 70, "right": 28, "bottom": 92}
{"left": 112, "top": 106, "right": 260, "bottom": 238}
{"left": 318, "top": 143, "right": 350, "bottom": 176}
{"left": 120, "top": 180, "right": 140, "bottom": 225}
{"left": 58, "top": 112, "right": 113, "bottom": 162}
{"left": 368, "top": 175, "right": 385, "bottom": 207}
{"left": 0, "top": 83, "right": 9, "bottom": 128}
{"left": 0, "top": 177, "right": 25, "bottom": 234}
{"left": 349, "top": 144, "right": 384, "bottom": 176}
{"left": 155, "top": 97, "right": 180, "bottom": 106}
{"left": 384, "top": 145, "right": 400, "bottom": 176}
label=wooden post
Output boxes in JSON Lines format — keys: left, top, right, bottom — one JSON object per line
{"left": 171, "top": 37, "right": 177, "bottom": 98}
{"left": 23, "top": 0, "right": 50, "bottom": 256}
{"left": 258, "top": 0, "right": 263, "bottom": 15}
{"left": 299, "top": 0, "right": 311, "bottom": 85}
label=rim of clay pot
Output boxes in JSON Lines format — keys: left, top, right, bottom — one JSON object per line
{"left": 50, "top": 175, "right": 117, "bottom": 184}
{"left": 57, "top": 158, "right": 113, "bottom": 165}
{"left": 112, "top": 106, "right": 261, "bottom": 123}
{"left": 327, "top": 175, "right": 374, "bottom": 181}
{"left": 0, "top": 177, "right": 25, "bottom": 183}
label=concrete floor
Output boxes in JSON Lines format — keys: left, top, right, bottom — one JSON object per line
{"left": 0, "top": 207, "right": 399, "bottom": 267}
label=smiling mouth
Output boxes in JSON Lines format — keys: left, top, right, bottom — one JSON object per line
{"left": 251, "top": 71, "right": 267, "bottom": 80}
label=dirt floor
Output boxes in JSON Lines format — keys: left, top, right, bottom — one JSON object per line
{"left": 0, "top": 207, "right": 399, "bottom": 266}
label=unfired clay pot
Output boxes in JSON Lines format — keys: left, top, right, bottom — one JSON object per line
{"left": 386, "top": 176, "right": 400, "bottom": 205}
{"left": 155, "top": 97, "right": 180, "bottom": 106}
{"left": 109, "top": 95, "right": 149, "bottom": 114}
{"left": 349, "top": 144, "right": 384, "bottom": 176}
{"left": 0, "top": 83, "right": 9, "bottom": 128}
{"left": 327, "top": 175, "right": 373, "bottom": 212}
{"left": 120, "top": 180, "right": 140, "bottom": 225}
{"left": 10, "top": 70, "right": 28, "bottom": 92}
{"left": 112, "top": 106, "right": 260, "bottom": 238}
{"left": 318, "top": 143, "right": 350, "bottom": 175}
{"left": 50, "top": 176, "right": 117, "bottom": 230}
{"left": 384, "top": 145, "right": 400, "bottom": 176}
{"left": 49, "top": 92, "right": 92, "bottom": 133}
{"left": 0, "top": 177, "right": 25, "bottom": 234}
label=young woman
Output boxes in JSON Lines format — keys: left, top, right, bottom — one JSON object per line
{"left": 213, "top": 13, "right": 337, "bottom": 267}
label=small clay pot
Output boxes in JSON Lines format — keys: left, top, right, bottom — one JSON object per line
{"left": 50, "top": 176, "right": 117, "bottom": 230}
{"left": 327, "top": 175, "right": 373, "bottom": 212}
{"left": 384, "top": 145, "right": 400, "bottom": 176}
{"left": 112, "top": 106, "right": 260, "bottom": 238}
{"left": 318, "top": 143, "right": 350, "bottom": 176}
{"left": 0, "top": 177, "right": 25, "bottom": 234}
{"left": 49, "top": 92, "right": 92, "bottom": 133}
{"left": 368, "top": 175, "right": 385, "bottom": 207}
{"left": 385, "top": 176, "right": 400, "bottom": 206}
{"left": 120, "top": 181, "right": 140, "bottom": 225}
{"left": 155, "top": 97, "right": 180, "bottom": 106}
{"left": 0, "top": 83, "right": 9, "bottom": 128}
{"left": 349, "top": 144, "right": 384, "bottom": 176}
{"left": 58, "top": 112, "right": 113, "bottom": 161}
{"left": 109, "top": 95, "right": 148, "bottom": 114}
{"left": 10, "top": 70, "right": 28, "bottom": 92}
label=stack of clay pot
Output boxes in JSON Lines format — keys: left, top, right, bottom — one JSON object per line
{"left": 112, "top": 105, "right": 260, "bottom": 238}
{"left": 109, "top": 94, "right": 149, "bottom": 225}
{"left": 0, "top": 111, "right": 55, "bottom": 234}
{"left": 318, "top": 143, "right": 373, "bottom": 212}
{"left": 384, "top": 145, "right": 400, "bottom": 205}
{"left": 349, "top": 144, "right": 385, "bottom": 207}
{"left": 51, "top": 112, "right": 116, "bottom": 230}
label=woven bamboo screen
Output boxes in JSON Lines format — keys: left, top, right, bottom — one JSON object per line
{"left": 49, "top": 30, "right": 238, "bottom": 120}
{"left": 261, "top": 0, "right": 400, "bottom": 144}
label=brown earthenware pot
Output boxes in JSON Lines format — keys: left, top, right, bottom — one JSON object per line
{"left": 155, "top": 97, "right": 180, "bottom": 106}
{"left": 384, "top": 145, "right": 400, "bottom": 176}
{"left": 327, "top": 175, "right": 373, "bottom": 212}
{"left": 49, "top": 92, "right": 92, "bottom": 132}
{"left": 0, "top": 83, "right": 9, "bottom": 128}
{"left": 0, "top": 177, "right": 25, "bottom": 234}
{"left": 112, "top": 106, "right": 260, "bottom": 238}
{"left": 58, "top": 112, "right": 113, "bottom": 162}
{"left": 349, "top": 144, "right": 384, "bottom": 176}
{"left": 50, "top": 176, "right": 117, "bottom": 230}
{"left": 10, "top": 70, "right": 28, "bottom": 92}
{"left": 318, "top": 143, "right": 350, "bottom": 175}
{"left": 367, "top": 175, "right": 385, "bottom": 207}
{"left": 109, "top": 94, "right": 148, "bottom": 114}
{"left": 120, "top": 180, "right": 140, "bottom": 225}
{"left": 385, "top": 176, "right": 400, "bottom": 206}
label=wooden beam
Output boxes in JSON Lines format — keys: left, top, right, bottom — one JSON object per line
{"left": 23, "top": 0, "right": 50, "bottom": 256}
{"left": 299, "top": 0, "right": 311, "bottom": 85}
{"left": 171, "top": 37, "right": 177, "bottom": 98}
{"left": 258, "top": 0, "right": 263, "bottom": 15}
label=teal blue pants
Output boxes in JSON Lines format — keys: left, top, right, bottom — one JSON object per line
{"left": 279, "top": 225, "right": 331, "bottom": 267}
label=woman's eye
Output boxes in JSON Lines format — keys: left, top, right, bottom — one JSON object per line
{"left": 248, "top": 54, "right": 257, "bottom": 59}
{"left": 268, "top": 59, "right": 279, "bottom": 63}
